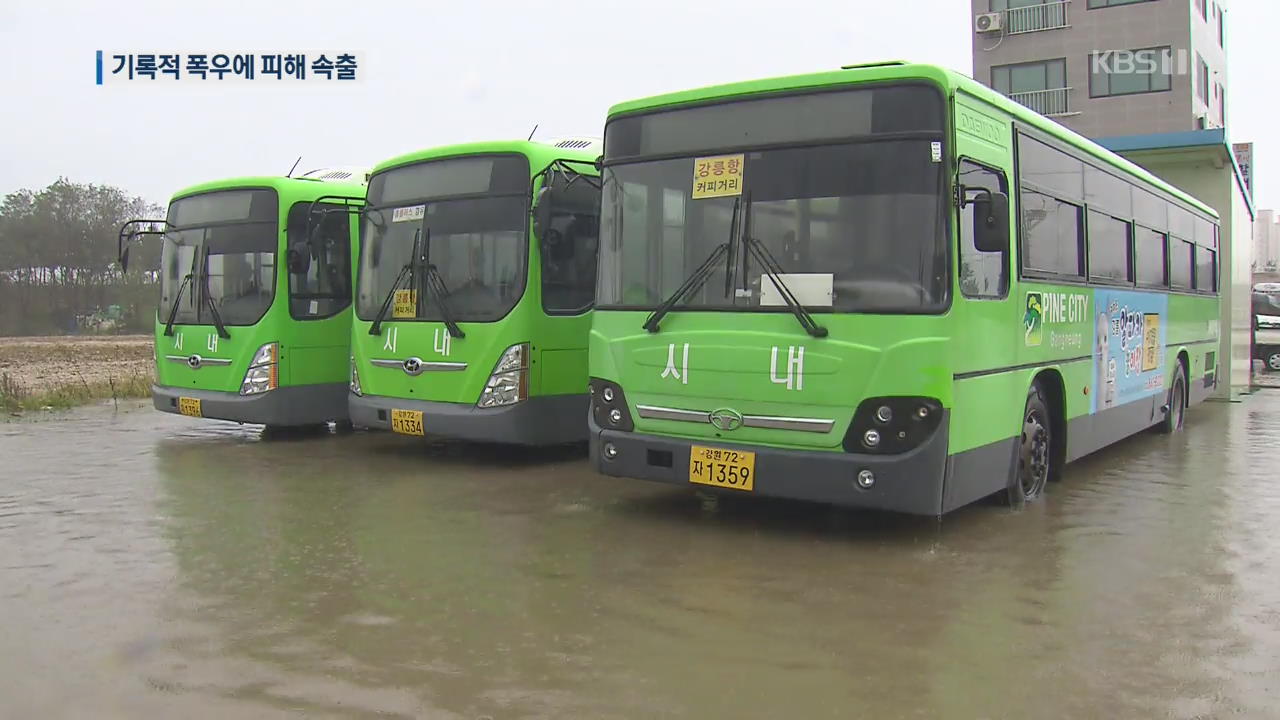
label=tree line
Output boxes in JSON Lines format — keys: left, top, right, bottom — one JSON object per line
{"left": 0, "top": 179, "right": 163, "bottom": 335}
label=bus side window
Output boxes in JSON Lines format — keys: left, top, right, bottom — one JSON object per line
{"left": 541, "top": 179, "right": 600, "bottom": 314}
{"left": 958, "top": 160, "right": 1009, "bottom": 299}
{"left": 287, "top": 202, "right": 352, "bottom": 319}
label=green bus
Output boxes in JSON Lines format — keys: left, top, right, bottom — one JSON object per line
{"left": 588, "top": 62, "right": 1221, "bottom": 516}
{"left": 119, "top": 170, "right": 366, "bottom": 428}
{"left": 348, "top": 139, "right": 601, "bottom": 444}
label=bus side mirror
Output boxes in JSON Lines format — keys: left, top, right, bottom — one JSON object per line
{"left": 532, "top": 186, "right": 554, "bottom": 239}
{"left": 971, "top": 190, "right": 1010, "bottom": 254}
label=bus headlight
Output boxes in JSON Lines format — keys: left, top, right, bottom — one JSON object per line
{"left": 477, "top": 343, "right": 528, "bottom": 408}
{"left": 349, "top": 355, "right": 362, "bottom": 397}
{"left": 239, "top": 342, "right": 279, "bottom": 396}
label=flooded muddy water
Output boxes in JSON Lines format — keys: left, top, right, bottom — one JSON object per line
{"left": 2, "top": 396, "right": 1278, "bottom": 718}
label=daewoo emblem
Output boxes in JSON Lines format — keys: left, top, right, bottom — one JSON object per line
{"left": 402, "top": 357, "right": 425, "bottom": 376}
{"left": 708, "top": 408, "right": 744, "bottom": 431}
{"left": 186, "top": 354, "right": 203, "bottom": 370}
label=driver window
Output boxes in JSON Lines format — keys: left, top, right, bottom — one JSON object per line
{"left": 958, "top": 160, "right": 1009, "bottom": 299}
{"left": 541, "top": 175, "right": 601, "bottom": 314}
{"left": 287, "top": 202, "right": 353, "bottom": 319}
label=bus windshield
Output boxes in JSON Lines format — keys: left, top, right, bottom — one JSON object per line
{"left": 598, "top": 85, "right": 949, "bottom": 313}
{"left": 357, "top": 155, "right": 530, "bottom": 323}
{"left": 160, "top": 189, "right": 278, "bottom": 327}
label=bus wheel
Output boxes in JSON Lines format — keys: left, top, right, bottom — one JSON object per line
{"left": 1267, "top": 350, "right": 1280, "bottom": 372}
{"left": 1160, "top": 362, "right": 1187, "bottom": 434}
{"left": 1006, "top": 383, "right": 1050, "bottom": 507}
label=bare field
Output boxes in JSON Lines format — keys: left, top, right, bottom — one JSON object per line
{"left": 0, "top": 335, "right": 153, "bottom": 397}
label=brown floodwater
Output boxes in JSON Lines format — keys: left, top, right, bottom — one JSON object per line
{"left": 2, "top": 395, "right": 1278, "bottom": 719}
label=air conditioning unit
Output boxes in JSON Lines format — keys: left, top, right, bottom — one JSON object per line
{"left": 975, "top": 12, "right": 1003, "bottom": 33}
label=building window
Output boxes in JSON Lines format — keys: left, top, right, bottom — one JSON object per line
{"left": 1196, "top": 0, "right": 1207, "bottom": 20}
{"left": 1218, "top": 7, "right": 1226, "bottom": 46}
{"left": 992, "top": 59, "right": 1070, "bottom": 114}
{"left": 990, "top": 0, "right": 1069, "bottom": 33}
{"left": 1217, "top": 83, "right": 1226, "bottom": 124}
{"left": 992, "top": 59, "right": 1067, "bottom": 96}
{"left": 991, "top": 0, "right": 1053, "bottom": 9}
{"left": 1197, "top": 55, "right": 1210, "bottom": 104}
{"left": 1089, "top": 47, "right": 1172, "bottom": 97}
{"left": 1086, "top": 0, "right": 1157, "bottom": 7}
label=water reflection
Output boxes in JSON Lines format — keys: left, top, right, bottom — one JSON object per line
{"left": 1, "top": 398, "right": 1277, "bottom": 718}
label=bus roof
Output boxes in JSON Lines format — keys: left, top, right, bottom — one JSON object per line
{"left": 170, "top": 174, "right": 367, "bottom": 204}
{"left": 370, "top": 139, "right": 602, "bottom": 177}
{"left": 606, "top": 62, "right": 1217, "bottom": 220}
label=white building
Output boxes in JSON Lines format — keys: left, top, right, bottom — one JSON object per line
{"left": 1253, "top": 210, "right": 1279, "bottom": 271}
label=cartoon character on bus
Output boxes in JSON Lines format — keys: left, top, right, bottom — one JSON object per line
{"left": 1096, "top": 309, "right": 1117, "bottom": 411}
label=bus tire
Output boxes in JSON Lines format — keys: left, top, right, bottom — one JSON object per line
{"left": 1266, "top": 349, "right": 1280, "bottom": 373}
{"left": 1160, "top": 361, "right": 1187, "bottom": 434}
{"left": 1005, "top": 382, "right": 1051, "bottom": 507}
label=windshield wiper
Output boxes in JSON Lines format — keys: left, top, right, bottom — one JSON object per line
{"left": 423, "top": 240, "right": 465, "bottom": 339}
{"left": 163, "top": 247, "right": 199, "bottom": 337}
{"left": 743, "top": 236, "right": 827, "bottom": 338}
{"left": 643, "top": 198, "right": 740, "bottom": 333}
{"left": 368, "top": 228, "right": 423, "bottom": 336}
{"left": 198, "top": 245, "right": 231, "bottom": 340}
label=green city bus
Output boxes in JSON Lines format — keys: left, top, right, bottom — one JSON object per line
{"left": 119, "top": 170, "right": 366, "bottom": 428}
{"left": 588, "top": 62, "right": 1221, "bottom": 516}
{"left": 348, "top": 139, "right": 601, "bottom": 444}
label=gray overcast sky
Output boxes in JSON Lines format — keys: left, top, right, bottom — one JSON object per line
{"left": 0, "top": 0, "right": 1274, "bottom": 211}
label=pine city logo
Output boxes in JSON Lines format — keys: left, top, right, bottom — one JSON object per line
{"left": 1024, "top": 290, "right": 1090, "bottom": 347}
{"left": 1024, "top": 292, "right": 1044, "bottom": 347}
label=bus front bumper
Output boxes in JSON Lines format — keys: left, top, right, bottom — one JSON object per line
{"left": 152, "top": 383, "right": 349, "bottom": 426}
{"left": 349, "top": 393, "right": 588, "bottom": 445}
{"left": 589, "top": 413, "right": 950, "bottom": 516}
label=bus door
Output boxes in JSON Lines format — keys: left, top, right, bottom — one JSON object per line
{"left": 285, "top": 200, "right": 360, "bottom": 388}
{"left": 954, "top": 158, "right": 1016, "bottom": 375}
{"left": 534, "top": 167, "right": 601, "bottom": 396}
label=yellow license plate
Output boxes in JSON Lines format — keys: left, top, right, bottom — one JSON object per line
{"left": 688, "top": 445, "right": 755, "bottom": 492}
{"left": 177, "top": 397, "right": 202, "bottom": 417}
{"left": 390, "top": 409, "right": 425, "bottom": 436}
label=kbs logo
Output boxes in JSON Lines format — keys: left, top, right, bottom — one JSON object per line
{"left": 1090, "top": 48, "right": 1190, "bottom": 77}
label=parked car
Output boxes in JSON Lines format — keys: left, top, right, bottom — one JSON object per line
{"left": 1253, "top": 292, "right": 1280, "bottom": 371}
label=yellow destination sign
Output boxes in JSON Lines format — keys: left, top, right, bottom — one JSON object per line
{"left": 691, "top": 154, "right": 744, "bottom": 199}
{"left": 392, "top": 289, "right": 417, "bottom": 319}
